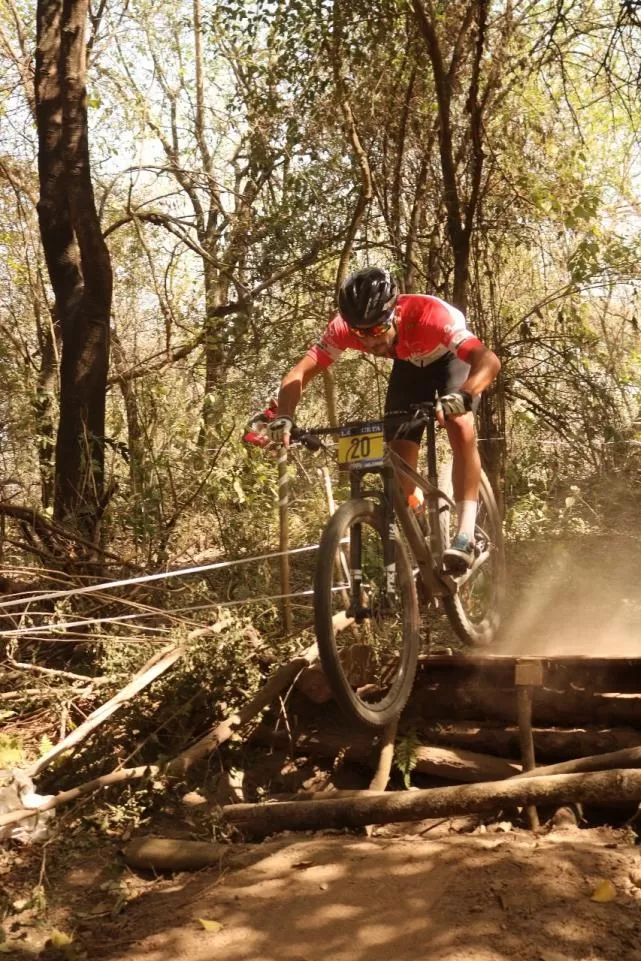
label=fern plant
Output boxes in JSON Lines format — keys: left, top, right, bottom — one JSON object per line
{"left": 394, "top": 729, "right": 421, "bottom": 789}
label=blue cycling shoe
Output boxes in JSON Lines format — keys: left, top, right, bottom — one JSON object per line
{"left": 443, "top": 533, "right": 475, "bottom": 575}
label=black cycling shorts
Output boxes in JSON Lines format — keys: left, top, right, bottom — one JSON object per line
{"left": 384, "top": 354, "right": 474, "bottom": 443}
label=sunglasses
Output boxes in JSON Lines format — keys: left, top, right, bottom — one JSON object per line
{"left": 350, "top": 319, "right": 392, "bottom": 339}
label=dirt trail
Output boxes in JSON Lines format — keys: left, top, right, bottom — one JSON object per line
{"left": 85, "top": 826, "right": 641, "bottom": 961}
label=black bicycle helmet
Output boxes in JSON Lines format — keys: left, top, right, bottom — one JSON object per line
{"left": 337, "top": 267, "right": 398, "bottom": 329}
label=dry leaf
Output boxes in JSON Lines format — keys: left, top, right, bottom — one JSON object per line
{"left": 198, "top": 918, "right": 223, "bottom": 933}
{"left": 49, "top": 929, "right": 73, "bottom": 954}
{"left": 591, "top": 880, "right": 616, "bottom": 902}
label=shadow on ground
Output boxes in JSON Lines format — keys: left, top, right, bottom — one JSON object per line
{"left": 45, "top": 826, "right": 641, "bottom": 961}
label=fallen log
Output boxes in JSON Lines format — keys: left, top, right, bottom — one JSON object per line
{"left": 415, "top": 654, "right": 641, "bottom": 694}
{"left": 250, "top": 722, "right": 376, "bottom": 765}
{"left": 122, "top": 835, "right": 293, "bottom": 873}
{"left": 250, "top": 724, "right": 520, "bottom": 783}
{"left": 0, "top": 643, "right": 319, "bottom": 832}
{"left": 124, "top": 837, "right": 233, "bottom": 872}
{"left": 26, "top": 643, "right": 184, "bottom": 778}
{"left": 413, "top": 745, "right": 520, "bottom": 782}
{"left": 223, "top": 768, "right": 641, "bottom": 836}
{"left": 410, "top": 684, "right": 641, "bottom": 727}
{"left": 414, "top": 723, "right": 641, "bottom": 762}
{"left": 515, "top": 744, "right": 641, "bottom": 780}
{"left": 168, "top": 642, "right": 318, "bottom": 776}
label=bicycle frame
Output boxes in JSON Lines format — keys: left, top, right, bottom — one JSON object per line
{"left": 341, "top": 406, "right": 490, "bottom": 613}
{"left": 298, "top": 404, "right": 491, "bottom": 617}
{"left": 345, "top": 443, "right": 447, "bottom": 613}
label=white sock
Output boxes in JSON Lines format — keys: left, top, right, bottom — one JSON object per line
{"left": 456, "top": 500, "right": 477, "bottom": 541}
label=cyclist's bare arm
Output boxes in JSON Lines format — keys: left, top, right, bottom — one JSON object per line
{"left": 436, "top": 344, "right": 500, "bottom": 429}
{"left": 276, "top": 354, "right": 325, "bottom": 420}
{"left": 459, "top": 345, "right": 501, "bottom": 398}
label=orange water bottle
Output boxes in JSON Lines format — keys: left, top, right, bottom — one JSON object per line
{"left": 408, "top": 488, "right": 428, "bottom": 536}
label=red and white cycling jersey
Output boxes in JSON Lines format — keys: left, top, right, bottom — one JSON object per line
{"left": 307, "top": 294, "right": 482, "bottom": 369}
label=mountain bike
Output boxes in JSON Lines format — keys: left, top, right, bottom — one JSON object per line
{"left": 294, "top": 404, "right": 505, "bottom": 728}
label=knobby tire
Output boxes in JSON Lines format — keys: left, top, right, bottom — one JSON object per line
{"left": 313, "top": 498, "right": 419, "bottom": 727}
{"left": 438, "top": 462, "right": 505, "bottom": 647}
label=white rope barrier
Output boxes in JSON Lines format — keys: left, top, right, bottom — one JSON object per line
{"left": 0, "top": 543, "right": 323, "bottom": 612}
{"left": 0, "top": 611, "right": 153, "bottom": 638}
{"left": 0, "top": 584, "right": 349, "bottom": 638}
{"left": 0, "top": 586, "right": 350, "bottom": 638}
{"left": 212, "top": 584, "right": 349, "bottom": 609}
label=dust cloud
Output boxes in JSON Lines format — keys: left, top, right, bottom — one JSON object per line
{"left": 495, "top": 537, "right": 641, "bottom": 657}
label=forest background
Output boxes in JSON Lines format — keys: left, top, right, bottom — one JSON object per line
{"left": 1, "top": 0, "right": 641, "bottom": 800}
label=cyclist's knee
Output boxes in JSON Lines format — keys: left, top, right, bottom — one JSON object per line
{"left": 446, "top": 413, "right": 476, "bottom": 449}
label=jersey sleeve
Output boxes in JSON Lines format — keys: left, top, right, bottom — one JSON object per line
{"left": 431, "top": 301, "right": 483, "bottom": 361}
{"left": 305, "top": 316, "right": 362, "bottom": 368}
{"left": 454, "top": 335, "right": 483, "bottom": 362}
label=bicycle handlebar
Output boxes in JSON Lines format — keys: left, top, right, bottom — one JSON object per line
{"left": 292, "top": 403, "right": 438, "bottom": 451}
{"left": 290, "top": 425, "right": 324, "bottom": 452}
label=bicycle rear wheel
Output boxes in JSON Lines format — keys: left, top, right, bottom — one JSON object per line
{"left": 438, "top": 461, "right": 505, "bottom": 646}
{"left": 313, "top": 498, "right": 419, "bottom": 727}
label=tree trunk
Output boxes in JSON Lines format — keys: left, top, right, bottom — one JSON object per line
{"left": 33, "top": 302, "right": 60, "bottom": 510}
{"left": 200, "top": 269, "right": 226, "bottom": 439}
{"left": 111, "top": 329, "right": 147, "bottom": 550}
{"left": 251, "top": 723, "right": 519, "bottom": 783}
{"left": 414, "top": 653, "right": 641, "bottom": 693}
{"left": 413, "top": 745, "right": 520, "bottom": 783}
{"left": 35, "top": 0, "right": 112, "bottom": 539}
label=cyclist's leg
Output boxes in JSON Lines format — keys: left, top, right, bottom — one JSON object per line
{"left": 441, "top": 358, "right": 483, "bottom": 568}
{"left": 445, "top": 414, "right": 481, "bottom": 503}
{"left": 442, "top": 355, "right": 481, "bottom": 507}
{"left": 384, "top": 360, "right": 425, "bottom": 501}
{"left": 445, "top": 414, "right": 480, "bottom": 551}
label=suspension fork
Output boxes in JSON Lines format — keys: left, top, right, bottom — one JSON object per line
{"left": 381, "top": 464, "right": 397, "bottom": 596}
{"left": 347, "top": 468, "right": 396, "bottom": 618}
{"left": 347, "top": 470, "right": 365, "bottom": 617}
{"left": 424, "top": 410, "right": 443, "bottom": 560}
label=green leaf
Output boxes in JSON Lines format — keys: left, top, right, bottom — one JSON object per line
{"left": 394, "top": 730, "right": 421, "bottom": 790}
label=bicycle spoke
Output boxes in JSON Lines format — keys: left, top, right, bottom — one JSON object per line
{"left": 328, "top": 521, "right": 405, "bottom": 703}
{"left": 314, "top": 499, "right": 419, "bottom": 726}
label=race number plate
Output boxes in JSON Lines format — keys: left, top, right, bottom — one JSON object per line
{"left": 337, "top": 421, "right": 385, "bottom": 468}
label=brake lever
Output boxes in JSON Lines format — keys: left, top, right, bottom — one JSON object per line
{"left": 290, "top": 426, "right": 325, "bottom": 452}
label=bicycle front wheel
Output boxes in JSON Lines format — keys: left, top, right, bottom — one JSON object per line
{"left": 313, "top": 498, "right": 419, "bottom": 727}
{"left": 438, "top": 461, "right": 505, "bottom": 647}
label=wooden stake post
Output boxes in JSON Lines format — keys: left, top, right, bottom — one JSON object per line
{"left": 515, "top": 659, "right": 543, "bottom": 830}
{"left": 277, "top": 448, "right": 293, "bottom": 634}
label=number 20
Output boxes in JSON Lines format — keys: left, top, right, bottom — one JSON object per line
{"left": 347, "top": 435, "right": 371, "bottom": 460}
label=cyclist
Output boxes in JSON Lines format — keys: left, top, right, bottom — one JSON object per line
{"left": 268, "top": 267, "right": 501, "bottom": 574}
